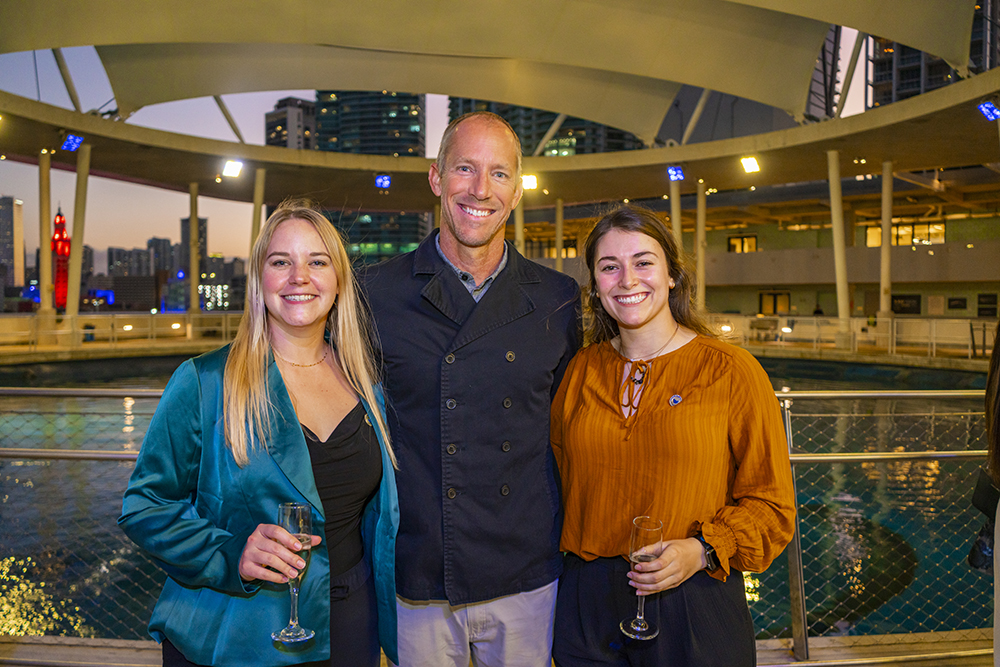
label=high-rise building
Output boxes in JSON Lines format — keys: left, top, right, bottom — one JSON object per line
{"left": 316, "top": 90, "right": 425, "bottom": 156}
{"left": 869, "top": 1, "right": 998, "bottom": 107}
{"left": 147, "top": 237, "right": 174, "bottom": 274}
{"left": 180, "top": 217, "right": 208, "bottom": 276}
{"left": 107, "top": 247, "right": 151, "bottom": 277}
{"left": 449, "top": 100, "right": 644, "bottom": 156}
{"left": 0, "top": 196, "right": 25, "bottom": 287}
{"left": 313, "top": 90, "right": 430, "bottom": 264}
{"left": 265, "top": 97, "right": 317, "bottom": 149}
{"left": 81, "top": 245, "right": 94, "bottom": 280}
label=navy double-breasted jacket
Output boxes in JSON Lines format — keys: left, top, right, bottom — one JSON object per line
{"left": 362, "top": 232, "right": 580, "bottom": 605}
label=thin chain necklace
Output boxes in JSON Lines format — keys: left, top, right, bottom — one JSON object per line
{"left": 620, "top": 322, "right": 681, "bottom": 362}
{"left": 273, "top": 347, "right": 328, "bottom": 368}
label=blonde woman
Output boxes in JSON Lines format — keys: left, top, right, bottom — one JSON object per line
{"left": 121, "top": 202, "right": 398, "bottom": 667}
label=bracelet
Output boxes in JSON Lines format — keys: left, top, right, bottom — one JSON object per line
{"left": 694, "top": 534, "right": 720, "bottom": 572}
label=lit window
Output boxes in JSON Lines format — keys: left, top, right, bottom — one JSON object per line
{"left": 728, "top": 235, "right": 757, "bottom": 253}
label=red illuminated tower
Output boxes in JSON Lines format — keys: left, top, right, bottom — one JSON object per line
{"left": 51, "top": 208, "right": 70, "bottom": 310}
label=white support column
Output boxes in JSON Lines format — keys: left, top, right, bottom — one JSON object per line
{"left": 696, "top": 181, "right": 706, "bottom": 309}
{"left": 188, "top": 183, "right": 200, "bottom": 314}
{"left": 514, "top": 202, "right": 525, "bottom": 256}
{"left": 827, "top": 150, "right": 851, "bottom": 347}
{"left": 251, "top": 167, "right": 266, "bottom": 251}
{"left": 669, "top": 180, "right": 682, "bottom": 252}
{"left": 65, "top": 143, "right": 91, "bottom": 321}
{"left": 554, "top": 198, "right": 564, "bottom": 273}
{"left": 682, "top": 89, "right": 712, "bottom": 146}
{"left": 878, "top": 160, "right": 894, "bottom": 332}
{"left": 37, "top": 151, "right": 53, "bottom": 314}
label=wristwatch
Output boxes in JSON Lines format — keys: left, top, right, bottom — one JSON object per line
{"left": 694, "top": 534, "right": 720, "bottom": 572}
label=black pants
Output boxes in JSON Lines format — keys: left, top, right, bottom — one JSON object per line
{"left": 553, "top": 553, "right": 756, "bottom": 667}
{"left": 162, "top": 558, "right": 379, "bottom": 667}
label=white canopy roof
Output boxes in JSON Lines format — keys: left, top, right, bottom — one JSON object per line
{"left": 0, "top": 0, "right": 978, "bottom": 144}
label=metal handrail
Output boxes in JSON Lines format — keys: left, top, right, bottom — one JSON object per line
{"left": 0, "top": 387, "right": 164, "bottom": 398}
{"left": 0, "top": 386, "right": 989, "bottom": 664}
{"left": 0, "top": 388, "right": 985, "bottom": 400}
{"left": 0, "top": 447, "right": 986, "bottom": 464}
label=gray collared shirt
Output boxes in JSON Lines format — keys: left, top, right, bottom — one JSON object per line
{"left": 435, "top": 235, "right": 508, "bottom": 303}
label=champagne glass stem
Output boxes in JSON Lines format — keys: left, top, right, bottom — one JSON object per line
{"left": 636, "top": 593, "right": 647, "bottom": 624}
{"left": 288, "top": 582, "right": 301, "bottom": 630}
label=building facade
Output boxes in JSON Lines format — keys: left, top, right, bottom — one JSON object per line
{"left": 179, "top": 216, "right": 208, "bottom": 276}
{"left": 449, "top": 99, "right": 644, "bottom": 155}
{"left": 0, "top": 196, "right": 24, "bottom": 288}
{"left": 869, "top": 1, "right": 999, "bottom": 107}
{"left": 313, "top": 90, "right": 430, "bottom": 264}
{"left": 265, "top": 97, "right": 317, "bottom": 149}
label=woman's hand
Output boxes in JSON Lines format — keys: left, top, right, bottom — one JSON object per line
{"left": 627, "top": 537, "right": 707, "bottom": 595}
{"left": 238, "top": 524, "right": 322, "bottom": 583}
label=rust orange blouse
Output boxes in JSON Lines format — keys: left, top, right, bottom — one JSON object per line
{"left": 550, "top": 336, "right": 796, "bottom": 580}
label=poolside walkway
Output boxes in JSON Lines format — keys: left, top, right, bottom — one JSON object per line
{"left": 0, "top": 632, "right": 992, "bottom": 666}
{"left": 0, "top": 337, "right": 990, "bottom": 374}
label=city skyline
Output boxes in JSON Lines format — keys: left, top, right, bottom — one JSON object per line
{"left": 0, "top": 47, "right": 450, "bottom": 275}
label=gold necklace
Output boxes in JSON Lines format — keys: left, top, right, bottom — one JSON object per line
{"left": 620, "top": 322, "right": 681, "bottom": 362}
{"left": 273, "top": 347, "right": 328, "bottom": 368}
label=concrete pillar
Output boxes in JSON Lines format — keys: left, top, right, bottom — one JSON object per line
{"left": 670, "top": 179, "right": 682, "bottom": 253}
{"left": 251, "top": 167, "right": 266, "bottom": 251}
{"left": 64, "top": 143, "right": 91, "bottom": 322}
{"left": 827, "top": 150, "right": 851, "bottom": 347}
{"left": 514, "top": 202, "right": 525, "bottom": 256}
{"left": 37, "top": 151, "right": 53, "bottom": 314}
{"left": 696, "top": 181, "right": 706, "bottom": 310}
{"left": 188, "top": 183, "right": 200, "bottom": 314}
{"left": 554, "top": 198, "right": 564, "bottom": 272}
{"left": 877, "top": 161, "right": 894, "bottom": 345}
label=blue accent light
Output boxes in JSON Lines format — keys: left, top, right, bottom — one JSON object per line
{"left": 667, "top": 166, "right": 685, "bottom": 182}
{"left": 979, "top": 101, "right": 1000, "bottom": 121}
{"left": 375, "top": 174, "right": 392, "bottom": 189}
{"left": 61, "top": 134, "right": 84, "bottom": 151}
{"left": 177, "top": 270, "right": 185, "bottom": 279}
{"left": 93, "top": 289, "right": 114, "bottom": 305}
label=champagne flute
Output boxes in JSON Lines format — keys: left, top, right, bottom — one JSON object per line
{"left": 620, "top": 515, "right": 663, "bottom": 640}
{"left": 272, "top": 502, "right": 315, "bottom": 643}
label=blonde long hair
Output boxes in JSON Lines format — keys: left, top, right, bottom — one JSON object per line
{"left": 223, "top": 201, "right": 395, "bottom": 468}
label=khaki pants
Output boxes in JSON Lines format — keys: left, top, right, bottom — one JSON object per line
{"left": 392, "top": 580, "right": 557, "bottom": 667}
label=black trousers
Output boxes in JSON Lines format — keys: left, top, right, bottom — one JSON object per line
{"left": 162, "top": 558, "right": 379, "bottom": 667}
{"left": 553, "top": 553, "right": 756, "bottom": 667}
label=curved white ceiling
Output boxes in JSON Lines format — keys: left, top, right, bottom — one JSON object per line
{"left": 0, "top": 0, "right": 978, "bottom": 143}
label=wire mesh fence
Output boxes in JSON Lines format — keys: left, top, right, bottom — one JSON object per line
{"left": 0, "top": 390, "right": 992, "bottom": 651}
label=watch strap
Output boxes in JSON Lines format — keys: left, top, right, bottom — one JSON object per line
{"left": 695, "top": 533, "right": 720, "bottom": 572}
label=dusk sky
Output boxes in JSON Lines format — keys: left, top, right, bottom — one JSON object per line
{"left": 0, "top": 47, "right": 450, "bottom": 273}
{"left": 0, "top": 34, "right": 864, "bottom": 274}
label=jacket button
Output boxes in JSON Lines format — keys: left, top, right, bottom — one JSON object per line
{"left": 447, "top": 488, "right": 457, "bottom": 499}
{"left": 445, "top": 353, "right": 456, "bottom": 364}
{"left": 505, "top": 351, "right": 515, "bottom": 362}
{"left": 501, "top": 441, "right": 511, "bottom": 452}
{"left": 502, "top": 397, "right": 512, "bottom": 409}
{"left": 446, "top": 398, "right": 457, "bottom": 409}
{"left": 446, "top": 443, "right": 457, "bottom": 455}
{"left": 500, "top": 484, "right": 510, "bottom": 496}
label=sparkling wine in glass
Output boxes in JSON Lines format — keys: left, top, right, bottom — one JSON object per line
{"left": 272, "top": 502, "right": 315, "bottom": 643}
{"left": 620, "top": 515, "right": 663, "bottom": 640}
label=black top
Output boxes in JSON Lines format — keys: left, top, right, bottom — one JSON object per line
{"left": 303, "top": 401, "right": 382, "bottom": 577}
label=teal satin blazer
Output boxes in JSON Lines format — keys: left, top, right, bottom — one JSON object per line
{"left": 119, "top": 345, "right": 399, "bottom": 666}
